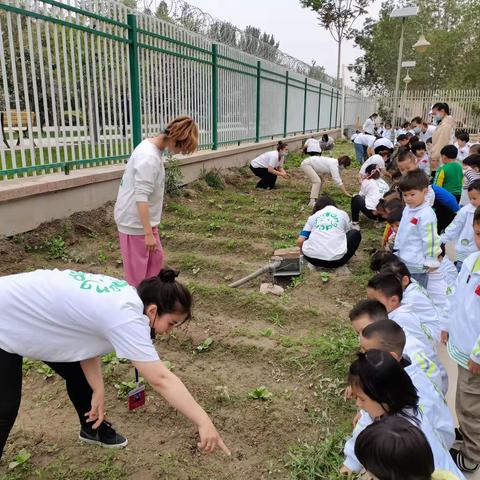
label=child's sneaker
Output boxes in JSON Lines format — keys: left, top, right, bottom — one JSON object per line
{"left": 79, "top": 420, "right": 128, "bottom": 449}
{"left": 450, "top": 448, "right": 479, "bottom": 473}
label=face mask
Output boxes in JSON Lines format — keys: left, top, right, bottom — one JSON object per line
{"left": 434, "top": 114, "right": 442, "bottom": 124}
{"left": 281, "top": 152, "right": 288, "bottom": 158}
{"left": 414, "top": 127, "right": 421, "bottom": 134}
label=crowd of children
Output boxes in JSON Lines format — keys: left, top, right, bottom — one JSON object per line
{"left": 327, "top": 112, "right": 480, "bottom": 478}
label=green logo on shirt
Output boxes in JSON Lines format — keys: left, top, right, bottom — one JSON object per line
{"left": 314, "top": 211, "right": 339, "bottom": 232}
{"left": 68, "top": 271, "right": 129, "bottom": 293}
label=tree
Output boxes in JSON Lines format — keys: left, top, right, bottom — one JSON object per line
{"left": 239, "top": 26, "right": 280, "bottom": 63}
{"left": 299, "top": 0, "right": 371, "bottom": 85}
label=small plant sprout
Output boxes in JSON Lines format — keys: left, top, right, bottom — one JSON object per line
{"left": 320, "top": 272, "right": 330, "bottom": 283}
{"left": 215, "top": 385, "right": 231, "bottom": 403}
{"left": 248, "top": 386, "right": 273, "bottom": 401}
{"left": 37, "top": 364, "right": 55, "bottom": 379}
{"left": 114, "top": 379, "right": 143, "bottom": 399}
{"left": 260, "top": 328, "right": 273, "bottom": 337}
{"left": 163, "top": 360, "right": 174, "bottom": 371}
{"left": 196, "top": 337, "right": 213, "bottom": 352}
{"left": 8, "top": 449, "right": 31, "bottom": 470}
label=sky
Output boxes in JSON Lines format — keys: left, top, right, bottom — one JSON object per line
{"left": 187, "top": 0, "right": 384, "bottom": 84}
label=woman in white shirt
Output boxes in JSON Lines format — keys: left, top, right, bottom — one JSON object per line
{"left": 250, "top": 141, "right": 289, "bottom": 189}
{"left": 362, "top": 113, "right": 378, "bottom": 135}
{"left": 297, "top": 196, "right": 361, "bottom": 269}
{"left": 353, "top": 133, "right": 376, "bottom": 164}
{"left": 0, "top": 269, "right": 230, "bottom": 460}
{"left": 351, "top": 164, "right": 389, "bottom": 229}
{"left": 300, "top": 154, "right": 352, "bottom": 206}
{"left": 319, "top": 134, "right": 335, "bottom": 152}
{"left": 303, "top": 136, "right": 322, "bottom": 156}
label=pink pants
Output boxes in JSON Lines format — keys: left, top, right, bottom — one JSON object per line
{"left": 118, "top": 227, "right": 164, "bottom": 287}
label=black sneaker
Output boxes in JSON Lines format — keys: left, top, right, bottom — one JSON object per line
{"left": 450, "top": 448, "right": 479, "bottom": 473}
{"left": 79, "top": 421, "right": 128, "bottom": 449}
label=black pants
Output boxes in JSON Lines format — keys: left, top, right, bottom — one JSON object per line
{"left": 433, "top": 199, "right": 456, "bottom": 234}
{"left": 351, "top": 195, "right": 381, "bottom": 222}
{"left": 303, "top": 230, "right": 362, "bottom": 268}
{"left": 0, "top": 348, "right": 92, "bottom": 459}
{"left": 250, "top": 165, "right": 277, "bottom": 189}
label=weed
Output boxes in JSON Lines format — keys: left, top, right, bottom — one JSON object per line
{"left": 207, "top": 221, "right": 221, "bottom": 231}
{"left": 320, "top": 272, "right": 330, "bottom": 283}
{"left": 290, "top": 274, "right": 305, "bottom": 289}
{"left": 163, "top": 360, "right": 174, "bottom": 370}
{"left": 8, "top": 449, "right": 31, "bottom": 470}
{"left": 215, "top": 385, "right": 231, "bottom": 403}
{"left": 269, "top": 312, "right": 284, "bottom": 327}
{"left": 97, "top": 250, "right": 107, "bottom": 264}
{"left": 260, "top": 328, "right": 273, "bottom": 337}
{"left": 225, "top": 239, "right": 237, "bottom": 250}
{"left": 44, "top": 236, "right": 68, "bottom": 260}
{"left": 114, "top": 379, "right": 143, "bottom": 399}
{"left": 248, "top": 386, "right": 273, "bottom": 401}
{"left": 196, "top": 337, "right": 213, "bottom": 352}
{"left": 165, "top": 158, "right": 184, "bottom": 196}
{"left": 22, "top": 358, "right": 35, "bottom": 374}
{"left": 37, "top": 364, "right": 55, "bottom": 379}
{"left": 200, "top": 167, "right": 225, "bottom": 189}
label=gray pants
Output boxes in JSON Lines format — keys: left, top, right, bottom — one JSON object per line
{"left": 456, "top": 365, "right": 480, "bottom": 462}
{"left": 301, "top": 158, "right": 326, "bottom": 202}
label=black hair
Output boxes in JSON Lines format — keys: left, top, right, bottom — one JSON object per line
{"left": 312, "top": 195, "right": 336, "bottom": 214}
{"left": 408, "top": 135, "right": 419, "bottom": 146}
{"left": 337, "top": 155, "right": 351, "bottom": 168}
{"left": 380, "top": 259, "right": 411, "bottom": 282}
{"left": 368, "top": 273, "right": 404, "bottom": 301}
{"left": 455, "top": 130, "right": 470, "bottom": 143}
{"left": 402, "top": 121, "right": 411, "bottom": 129}
{"left": 432, "top": 102, "right": 450, "bottom": 115}
{"left": 321, "top": 133, "right": 329, "bottom": 142}
{"left": 463, "top": 154, "right": 480, "bottom": 169}
{"left": 386, "top": 208, "right": 403, "bottom": 224}
{"left": 369, "top": 250, "right": 398, "bottom": 272}
{"left": 365, "top": 163, "right": 380, "bottom": 179}
{"left": 475, "top": 206, "right": 480, "bottom": 226}
{"left": 137, "top": 268, "right": 193, "bottom": 320}
{"left": 391, "top": 169, "right": 402, "bottom": 182}
{"left": 410, "top": 141, "right": 426, "bottom": 155}
{"left": 396, "top": 134, "right": 408, "bottom": 142}
{"left": 469, "top": 179, "right": 480, "bottom": 193}
{"left": 384, "top": 198, "right": 404, "bottom": 212}
{"left": 385, "top": 121, "right": 392, "bottom": 128}
{"left": 470, "top": 144, "right": 480, "bottom": 155}
{"left": 411, "top": 116, "right": 422, "bottom": 124}
{"left": 348, "top": 350, "right": 419, "bottom": 419}
{"left": 397, "top": 170, "right": 429, "bottom": 192}
{"left": 397, "top": 149, "right": 415, "bottom": 164}
{"left": 361, "top": 320, "right": 406, "bottom": 358}
{"left": 277, "top": 140, "right": 288, "bottom": 151}
{"left": 349, "top": 299, "right": 388, "bottom": 323}
{"left": 440, "top": 144, "right": 458, "bottom": 159}
{"left": 405, "top": 132, "right": 414, "bottom": 139}
{"left": 354, "top": 416, "right": 434, "bottom": 480}
{"left": 426, "top": 137, "right": 433, "bottom": 144}
{"left": 371, "top": 113, "right": 378, "bottom": 118}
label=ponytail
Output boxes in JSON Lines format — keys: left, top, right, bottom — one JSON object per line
{"left": 137, "top": 268, "right": 192, "bottom": 319}
{"left": 164, "top": 116, "right": 199, "bottom": 154}
{"left": 277, "top": 140, "right": 288, "bottom": 151}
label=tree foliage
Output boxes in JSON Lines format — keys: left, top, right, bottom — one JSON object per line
{"left": 352, "top": 0, "right": 480, "bottom": 93}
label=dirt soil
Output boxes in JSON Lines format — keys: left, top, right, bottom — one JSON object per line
{"left": 0, "top": 143, "right": 380, "bottom": 480}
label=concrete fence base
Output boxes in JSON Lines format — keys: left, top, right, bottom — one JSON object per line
{"left": 0, "top": 130, "right": 340, "bottom": 236}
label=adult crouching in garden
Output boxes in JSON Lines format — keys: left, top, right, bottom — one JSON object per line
{"left": 300, "top": 154, "right": 352, "bottom": 207}
{"left": 249, "top": 141, "right": 289, "bottom": 189}
{"left": 297, "top": 196, "right": 361, "bottom": 270}
{"left": 430, "top": 102, "right": 456, "bottom": 177}
{"left": 114, "top": 115, "right": 199, "bottom": 288}
{"left": 0, "top": 268, "right": 230, "bottom": 460}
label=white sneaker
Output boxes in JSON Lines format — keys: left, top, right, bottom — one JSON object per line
{"left": 351, "top": 222, "right": 360, "bottom": 231}
{"left": 308, "top": 199, "right": 316, "bottom": 208}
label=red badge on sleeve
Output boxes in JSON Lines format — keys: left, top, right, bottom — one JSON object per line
{"left": 410, "top": 217, "right": 418, "bottom": 225}
{"left": 475, "top": 285, "right": 480, "bottom": 296}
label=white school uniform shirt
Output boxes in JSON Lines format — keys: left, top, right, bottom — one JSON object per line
{"left": 455, "top": 142, "right": 471, "bottom": 162}
{"left": 417, "top": 153, "right": 430, "bottom": 175}
{"left": 359, "top": 155, "right": 386, "bottom": 177}
{"left": 300, "top": 206, "right": 351, "bottom": 261}
{"left": 250, "top": 150, "right": 283, "bottom": 169}
{"left": 403, "top": 281, "right": 442, "bottom": 342}
{"left": 0, "top": 269, "right": 160, "bottom": 363}
{"left": 359, "top": 178, "right": 389, "bottom": 210}
{"left": 394, "top": 201, "right": 441, "bottom": 273}
{"left": 427, "top": 185, "right": 436, "bottom": 206}
{"left": 362, "top": 117, "right": 375, "bottom": 135}
{"left": 353, "top": 133, "right": 375, "bottom": 148}
{"left": 419, "top": 125, "right": 437, "bottom": 142}
{"left": 302, "top": 156, "right": 343, "bottom": 186}
{"left": 447, "top": 252, "right": 480, "bottom": 369}
{"left": 381, "top": 128, "right": 394, "bottom": 141}
{"left": 440, "top": 203, "right": 477, "bottom": 261}
{"left": 114, "top": 139, "right": 165, "bottom": 235}
{"left": 304, "top": 138, "right": 321, "bottom": 154}
{"left": 344, "top": 404, "right": 460, "bottom": 475}
{"left": 427, "top": 268, "right": 452, "bottom": 332}
{"left": 372, "top": 137, "right": 393, "bottom": 151}
{"left": 438, "top": 256, "right": 458, "bottom": 289}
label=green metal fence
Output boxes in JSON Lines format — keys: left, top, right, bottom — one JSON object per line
{"left": 0, "top": 0, "right": 373, "bottom": 180}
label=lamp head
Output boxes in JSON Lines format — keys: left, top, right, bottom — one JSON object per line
{"left": 413, "top": 34, "right": 431, "bottom": 53}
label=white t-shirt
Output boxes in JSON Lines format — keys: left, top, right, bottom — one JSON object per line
{"left": 0, "top": 269, "right": 160, "bottom": 363}
{"left": 455, "top": 142, "right": 471, "bottom": 162}
{"left": 362, "top": 118, "right": 375, "bottom": 135}
{"left": 359, "top": 155, "right": 386, "bottom": 177}
{"left": 301, "top": 206, "right": 351, "bottom": 261}
{"left": 250, "top": 150, "right": 282, "bottom": 169}
{"left": 372, "top": 137, "right": 393, "bottom": 151}
{"left": 353, "top": 133, "right": 375, "bottom": 147}
{"left": 114, "top": 139, "right": 165, "bottom": 235}
{"left": 359, "top": 178, "right": 389, "bottom": 210}
{"left": 419, "top": 125, "right": 436, "bottom": 142}
{"left": 304, "top": 138, "right": 321, "bottom": 153}
{"left": 303, "top": 156, "right": 343, "bottom": 186}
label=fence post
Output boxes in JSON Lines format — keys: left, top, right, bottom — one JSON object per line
{"left": 317, "top": 84, "right": 322, "bottom": 131}
{"left": 211, "top": 43, "right": 218, "bottom": 150}
{"left": 283, "top": 71, "right": 289, "bottom": 137}
{"left": 127, "top": 14, "right": 142, "bottom": 148}
{"left": 329, "top": 87, "right": 334, "bottom": 129}
{"left": 302, "top": 78, "right": 308, "bottom": 134}
{"left": 335, "top": 91, "right": 339, "bottom": 128}
{"left": 255, "top": 60, "right": 261, "bottom": 143}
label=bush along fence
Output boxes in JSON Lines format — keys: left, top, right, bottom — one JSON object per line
{"left": 0, "top": 0, "right": 374, "bottom": 180}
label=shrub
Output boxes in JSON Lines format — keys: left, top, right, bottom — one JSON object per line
{"left": 165, "top": 158, "right": 183, "bottom": 196}
{"left": 200, "top": 167, "right": 225, "bottom": 189}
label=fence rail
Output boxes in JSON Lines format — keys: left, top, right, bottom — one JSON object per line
{"left": 377, "top": 89, "right": 480, "bottom": 133}
{"left": 0, "top": 0, "right": 373, "bottom": 180}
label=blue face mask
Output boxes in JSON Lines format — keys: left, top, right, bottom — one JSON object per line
{"left": 281, "top": 152, "right": 288, "bottom": 158}
{"left": 434, "top": 114, "right": 442, "bottom": 124}
{"left": 414, "top": 127, "right": 421, "bottom": 134}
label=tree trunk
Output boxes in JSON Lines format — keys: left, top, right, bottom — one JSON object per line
{"left": 336, "top": 39, "right": 342, "bottom": 87}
